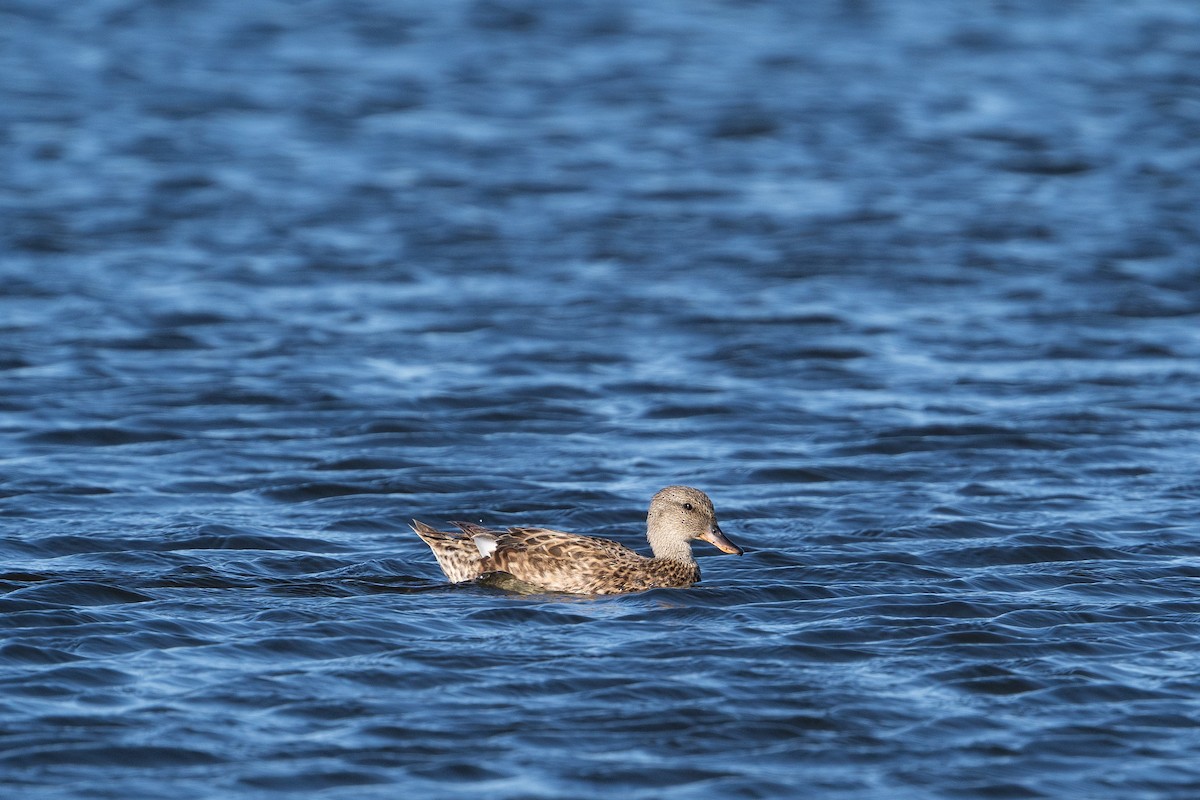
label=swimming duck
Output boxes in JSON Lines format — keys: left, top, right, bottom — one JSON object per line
{"left": 410, "top": 485, "right": 742, "bottom": 594}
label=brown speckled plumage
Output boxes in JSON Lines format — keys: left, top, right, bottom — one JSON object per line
{"left": 410, "top": 486, "right": 743, "bottom": 595}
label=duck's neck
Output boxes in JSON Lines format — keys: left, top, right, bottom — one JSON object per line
{"left": 647, "top": 530, "right": 695, "bottom": 564}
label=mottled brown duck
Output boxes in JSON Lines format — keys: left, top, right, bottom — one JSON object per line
{"left": 410, "top": 485, "right": 742, "bottom": 595}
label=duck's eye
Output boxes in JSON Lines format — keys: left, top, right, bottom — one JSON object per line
{"left": 683, "top": 502, "right": 694, "bottom": 511}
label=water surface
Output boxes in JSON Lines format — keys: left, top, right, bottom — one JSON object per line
{"left": 4, "top": 1, "right": 1200, "bottom": 797}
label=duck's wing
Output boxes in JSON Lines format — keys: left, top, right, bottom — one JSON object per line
{"left": 482, "top": 527, "right": 651, "bottom": 593}
{"left": 501, "top": 527, "right": 639, "bottom": 559}
{"left": 449, "top": 520, "right": 500, "bottom": 536}
{"left": 409, "top": 520, "right": 489, "bottom": 583}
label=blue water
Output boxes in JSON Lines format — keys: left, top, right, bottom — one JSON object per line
{"left": 4, "top": 1, "right": 1200, "bottom": 797}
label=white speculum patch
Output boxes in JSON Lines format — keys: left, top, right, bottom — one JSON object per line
{"left": 472, "top": 534, "right": 498, "bottom": 558}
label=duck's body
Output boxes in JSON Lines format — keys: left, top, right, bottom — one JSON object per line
{"left": 410, "top": 486, "right": 742, "bottom": 595}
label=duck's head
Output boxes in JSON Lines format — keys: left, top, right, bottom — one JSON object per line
{"left": 647, "top": 485, "right": 743, "bottom": 558}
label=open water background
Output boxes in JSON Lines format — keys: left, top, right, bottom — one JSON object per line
{"left": 4, "top": 1, "right": 1200, "bottom": 797}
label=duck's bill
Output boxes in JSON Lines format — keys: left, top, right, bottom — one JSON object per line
{"left": 700, "top": 525, "right": 744, "bottom": 556}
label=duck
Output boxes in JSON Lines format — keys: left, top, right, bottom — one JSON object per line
{"left": 410, "top": 485, "right": 742, "bottom": 594}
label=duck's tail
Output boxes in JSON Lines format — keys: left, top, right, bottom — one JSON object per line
{"left": 410, "top": 519, "right": 460, "bottom": 543}
{"left": 409, "top": 520, "right": 489, "bottom": 583}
